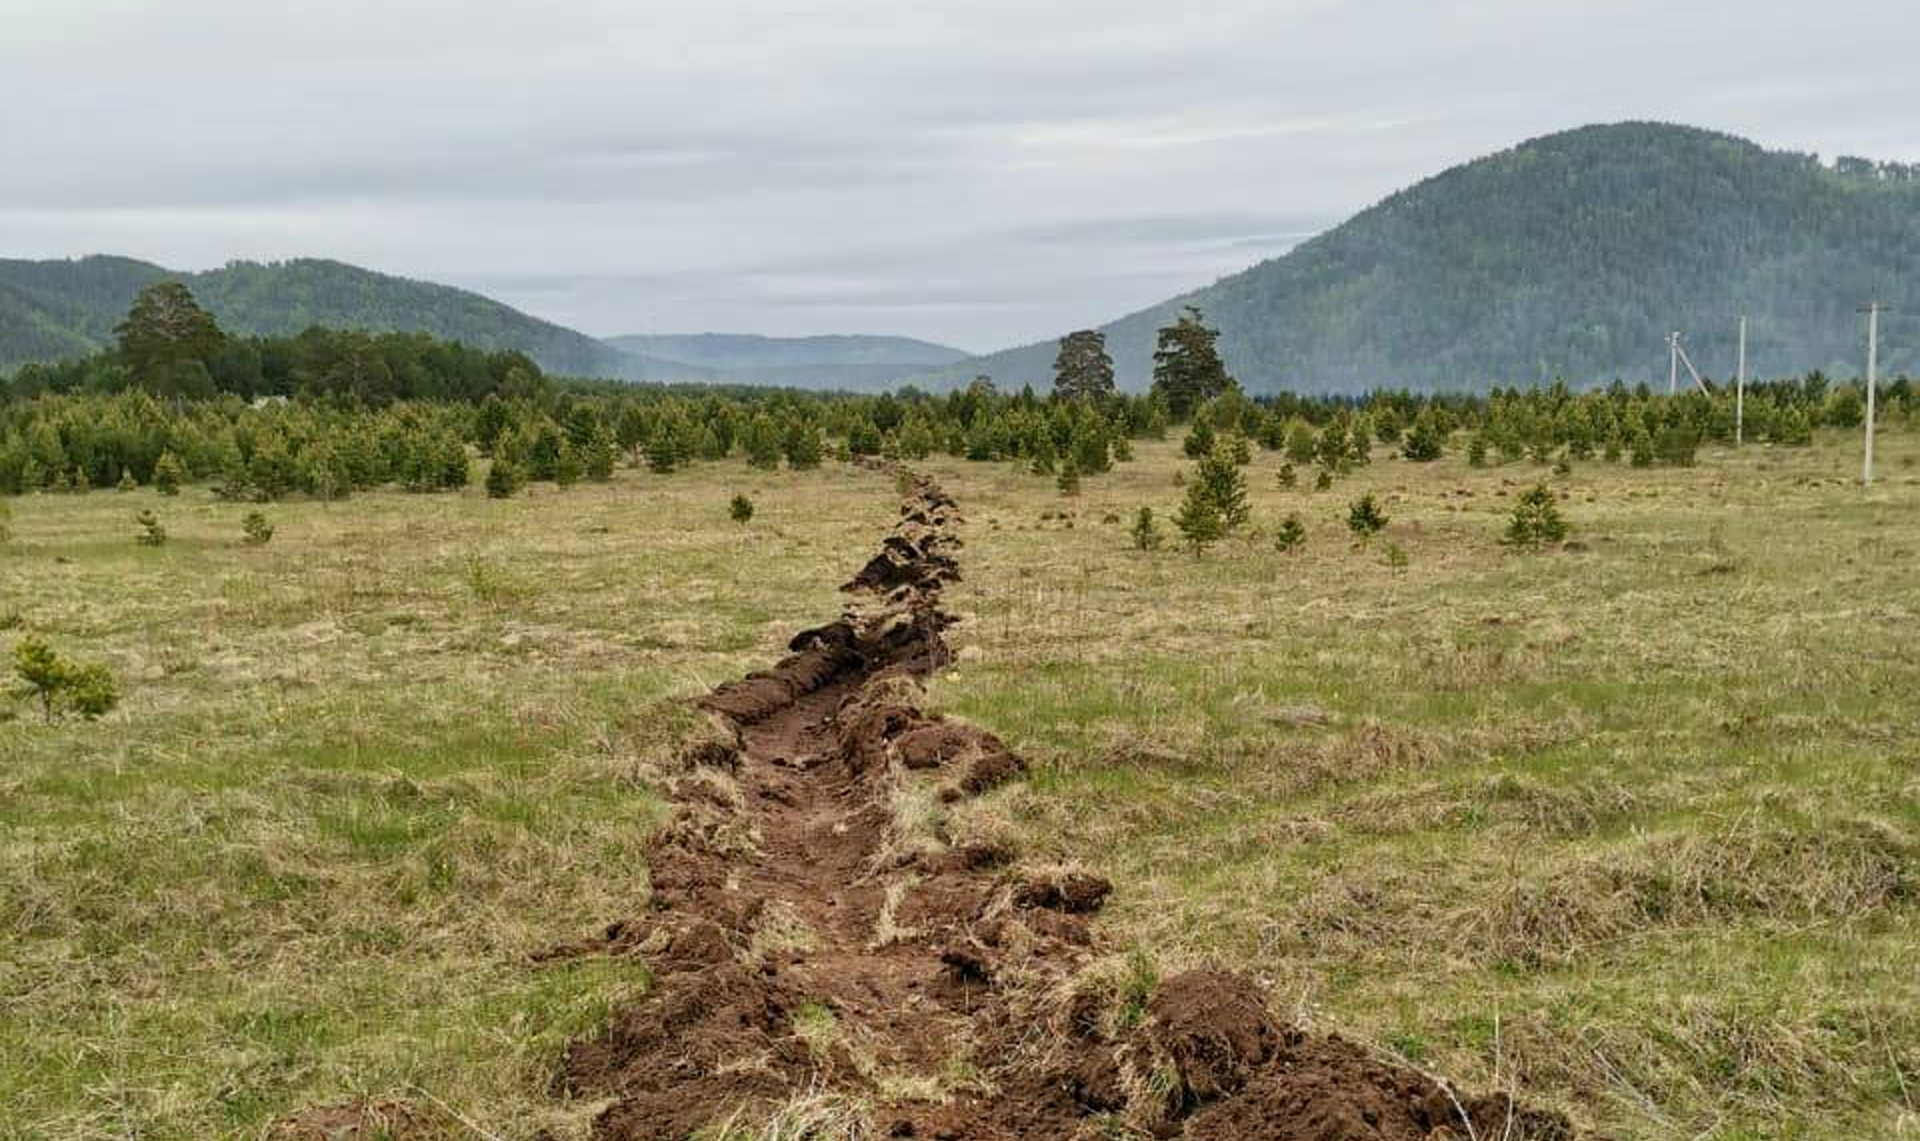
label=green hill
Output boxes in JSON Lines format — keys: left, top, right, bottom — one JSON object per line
{"left": 0, "top": 257, "right": 701, "bottom": 380}
{"left": 929, "top": 123, "right": 1920, "bottom": 394}
{"left": 606, "top": 332, "right": 970, "bottom": 389}
{"left": 0, "top": 256, "right": 171, "bottom": 369}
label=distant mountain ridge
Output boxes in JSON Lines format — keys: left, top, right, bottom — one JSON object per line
{"left": 11, "top": 124, "right": 1915, "bottom": 395}
{"left": 0, "top": 255, "right": 970, "bottom": 390}
{"left": 606, "top": 333, "right": 969, "bottom": 389}
{"left": 921, "top": 122, "right": 1920, "bottom": 394}
{"left": 0, "top": 256, "right": 706, "bottom": 380}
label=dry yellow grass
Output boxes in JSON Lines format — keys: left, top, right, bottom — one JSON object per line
{"left": 924, "top": 428, "right": 1920, "bottom": 1140}
{"left": 0, "top": 463, "right": 890, "bottom": 1140}
{"left": 3, "top": 428, "right": 1916, "bottom": 1140}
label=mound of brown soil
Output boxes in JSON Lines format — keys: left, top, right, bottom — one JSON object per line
{"left": 545, "top": 468, "right": 1572, "bottom": 1141}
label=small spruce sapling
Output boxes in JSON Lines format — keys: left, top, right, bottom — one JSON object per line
{"left": 584, "top": 428, "right": 618, "bottom": 481}
{"left": 554, "top": 444, "right": 584, "bottom": 488}
{"left": 1313, "top": 466, "right": 1334, "bottom": 491}
{"left": 1173, "top": 488, "right": 1224, "bottom": 554}
{"left": 1277, "top": 463, "right": 1297, "bottom": 488}
{"left": 729, "top": 493, "right": 755, "bottom": 524}
{"left": 1346, "top": 494, "right": 1387, "bottom": 538}
{"left": 1274, "top": 513, "right": 1305, "bottom": 552}
{"left": 1505, "top": 484, "right": 1569, "bottom": 548}
{"left": 1056, "top": 458, "right": 1081, "bottom": 496}
{"left": 1182, "top": 417, "right": 1217, "bottom": 459}
{"left": 1130, "top": 505, "right": 1163, "bottom": 551}
{"left": 12, "top": 637, "right": 119, "bottom": 723}
{"left": 1401, "top": 409, "right": 1445, "bottom": 461}
{"left": 1628, "top": 428, "right": 1655, "bottom": 468}
{"left": 135, "top": 509, "right": 167, "bottom": 547}
{"left": 485, "top": 460, "right": 522, "bottom": 499}
{"left": 241, "top": 511, "right": 274, "bottom": 546}
{"left": 1194, "top": 448, "right": 1250, "bottom": 532}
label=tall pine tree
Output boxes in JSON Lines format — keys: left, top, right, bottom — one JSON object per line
{"left": 1150, "top": 307, "right": 1233, "bottom": 421}
{"left": 1052, "top": 330, "right": 1116, "bottom": 402}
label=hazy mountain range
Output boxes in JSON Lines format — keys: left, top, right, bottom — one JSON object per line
{"left": 915, "top": 122, "right": 1919, "bottom": 393}
{"left": 604, "top": 334, "right": 969, "bottom": 389}
{"left": 0, "top": 257, "right": 969, "bottom": 388}
{"left": 4, "top": 122, "right": 1914, "bottom": 393}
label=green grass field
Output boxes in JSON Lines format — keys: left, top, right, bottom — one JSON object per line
{"left": 3, "top": 431, "right": 1916, "bottom": 1140}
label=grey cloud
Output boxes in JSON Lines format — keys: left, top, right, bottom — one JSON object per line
{"left": 4, "top": 0, "right": 1918, "bottom": 349}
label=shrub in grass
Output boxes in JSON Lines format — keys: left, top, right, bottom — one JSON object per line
{"left": 784, "top": 422, "right": 824, "bottom": 470}
{"left": 1505, "top": 484, "right": 1569, "bottom": 548}
{"left": 1283, "top": 420, "right": 1317, "bottom": 464}
{"left": 1317, "top": 418, "right": 1351, "bottom": 472}
{"left": 1346, "top": 494, "right": 1387, "bottom": 538}
{"left": 242, "top": 511, "right": 275, "bottom": 546}
{"left": 1274, "top": 513, "right": 1305, "bottom": 552}
{"left": 1130, "top": 505, "right": 1163, "bottom": 551}
{"left": 1056, "top": 459, "right": 1081, "bottom": 496}
{"left": 1182, "top": 417, "right": 1216, "bottom": 459}
{"left": 485, "top": 460, "right": 522, "bottom": 499}
{"left": 1314, "top": 466, "right": 1334, "bottom": 491}
{"left": 730, "top": 493, "right": 755, "bottom": 524}
{"left": 117, "top": 470, "right": 138, "bottom": 492}
{"left": 1193, "top": 447, "right": 1249, "bottom": 532}
{"left": 584, "top": 428, "right": 618, "bottom": 481}
{"left": 1629, "top": 428, "right": 1654, "bottom": 468}
{"left": 1401, "top": 408, "right": 1446, "bottom": 461}
{"left": 554, "top": 444, "right": 583, "bottom": 488}
{"left": 1174, "top": 487, "right": 1224, "bottom": 554}
{"left": 12, "top": 637, "right": 120, "bottom": 723}
{"left": 1771, "top": 406, "right": 1813, "bottom": 446}
{"left": 1277, "top": 463, "right": 1297, "bottom": 488}
{"left": 135, "top": 509, "right": 167, "bottom": 547}
{"left": 1655, "top": 423, "right": 1699, "bottom": 467}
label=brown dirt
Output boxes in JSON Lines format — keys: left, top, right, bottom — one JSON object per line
{"left": 270, "top": 1098, "right": 440, "bottom": 1140}
{"left": 551, "top": 470, "right": 1573, "bottom": 1141}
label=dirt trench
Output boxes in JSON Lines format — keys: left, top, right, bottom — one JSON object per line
{"left": 550, "top": 470, "right": 1571, "bottom": 1141}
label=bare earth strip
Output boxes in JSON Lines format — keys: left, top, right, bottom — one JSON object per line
{"left": 548, "top": 465, "right": 1572, "bottom": 1141}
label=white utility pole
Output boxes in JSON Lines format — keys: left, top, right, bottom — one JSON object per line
{"left": 1668, "top": 332, "right": 1681, "bottom": 395}
{"left": 1674, "top": 338, "right": 1708, "bottom": 394}
{"left": 1736, "top": 316, "right": 1747, "bottom": 446}
{"left": 1862, "top": 301, "right": 1882, "bottom": 485}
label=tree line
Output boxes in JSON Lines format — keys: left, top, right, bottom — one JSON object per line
{"left": 1, "top": 283, "right": 1910, "bottom": 501}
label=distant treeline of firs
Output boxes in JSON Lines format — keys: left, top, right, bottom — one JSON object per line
{"left": 0, "top": 286, "right": 1911, "bottom": 501}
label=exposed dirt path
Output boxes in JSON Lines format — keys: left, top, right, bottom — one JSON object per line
{"left": 551, "top": 469, "right": 1570, "bottom": 1141}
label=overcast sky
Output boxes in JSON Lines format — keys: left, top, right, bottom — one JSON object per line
{"left": 4, "top": 0, "right": 1916, "bottom": 352}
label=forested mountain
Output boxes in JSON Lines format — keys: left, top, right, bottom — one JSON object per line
{"left": 606, "top": 333, "right": 969, "bottom": 389}
{"left": 0, "top": 257, "right": 171, "bottom": 369}
{"left": 0, "top": 257, "right": 700, "bottom": 381}
{"left": 0, "top": 257, "right": 970, "bottom": 390}
{"left": 924, "top": 123, "right": 1920, "bottom": 394}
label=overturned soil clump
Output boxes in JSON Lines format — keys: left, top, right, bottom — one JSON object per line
{"left": 553, "top": 470, "right": 1571, "bottom": 1141}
